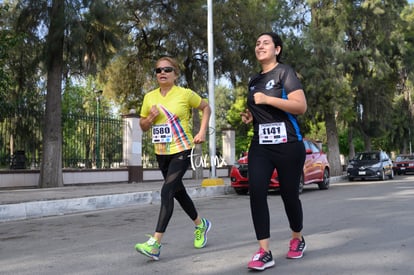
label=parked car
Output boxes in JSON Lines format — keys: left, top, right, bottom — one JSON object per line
{"left": 347, "top": 151, "right": 394, "bottom": 181}
{"left": 393, "top": 154, "right": 414, "bottom": 175}
{"left": 230, "top": 139, "right": 330, "bottom": 195}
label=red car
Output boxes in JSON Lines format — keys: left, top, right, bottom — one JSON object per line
{"left": 393, "top": 154, "right": 414, "bottom": 175}
{"left": 230, "top": 139, "right": 330, "bottom": 195}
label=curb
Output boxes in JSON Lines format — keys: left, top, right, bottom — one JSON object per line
{"left": 0, "top": 176, "right": 345, "bottom": 223}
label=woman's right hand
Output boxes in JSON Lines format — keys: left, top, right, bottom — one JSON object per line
{"left": 139, "top": 105, "right": 159, "bottom": 132}
{"left": 241, "top": 109, "right": 253, "bottom": 124}
{"left": 148, "top": 105, "right": 159, "bottom": 121}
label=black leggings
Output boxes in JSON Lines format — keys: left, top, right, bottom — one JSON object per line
{"left": 248, "top": 141, "right": 305, "bottom": 240}
{"left": 155, "top": 149, "right": 198, "bottom": 233}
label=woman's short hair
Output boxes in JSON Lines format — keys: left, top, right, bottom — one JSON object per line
{"left": 156, "top": 56, "right": 180, "bottom": 75}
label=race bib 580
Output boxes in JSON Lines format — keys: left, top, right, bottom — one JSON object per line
{"left": 152, "top": 124, "right": 172, "bottom": 143}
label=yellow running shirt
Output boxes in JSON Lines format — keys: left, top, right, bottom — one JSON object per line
{"left": 140, "top": 85, "right": 202, "bottom": 155}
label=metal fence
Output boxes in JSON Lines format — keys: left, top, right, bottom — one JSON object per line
{"left": 0, "top": 113, "right": 124, "bottom": 170}
{"left": 62, "top": 114, "right": 124, "bottom": 169}
{"left": 0, "top": 114, "right": 42, "bottom": 169}
{"left": 141, "top": 130, "right": 158, "bottom": 168}
{"left": 0, "top": 113, "right": 216, "bottom": 170}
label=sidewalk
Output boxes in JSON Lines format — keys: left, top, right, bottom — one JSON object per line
{"left": 0, "top": 178, "right": 234, "bottom": 222}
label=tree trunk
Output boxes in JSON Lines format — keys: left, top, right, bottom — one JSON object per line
{"left": 39, "top": 0, "right": 64, "bottom": 188}
{"left": 192, "top": 108, "right": 203, "bottom": 180}
{"left": 184, "top": 59, "right": 204, "bottom": 180}
{"left": 325, "top": 109, "right": 343, "bottom": 176}
{"left": 347, "top": 126, "right": 355, "bottom": 159}
{"left": 363, "top": 133, "right": 372, "bottom": 151}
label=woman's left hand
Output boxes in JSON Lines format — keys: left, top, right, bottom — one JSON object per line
{"left": 193, "top": 132, "right": 206, "bottom": 144}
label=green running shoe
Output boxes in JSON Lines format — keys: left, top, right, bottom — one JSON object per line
{"left": 135, "top": 235, "right": 161, "bottom": 260}
{"left": 194, "top": 218, "right": 211, "bottom": 248}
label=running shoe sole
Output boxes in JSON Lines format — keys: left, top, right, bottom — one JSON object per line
{"left": 135, "top": 246, "right": 160, "bottom": 261}
{"left": 248, "top": 260, "right": 275, "bottom": 271}
{"left": 287, "top": 244, "right": 307, "bottom": 259}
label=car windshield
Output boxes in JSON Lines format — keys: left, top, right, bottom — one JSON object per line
{"left": 396, "top": 155, "right": 414, "bottom": 162}
{"left": 356, "top": 153, "right": 379, "bottom": 161}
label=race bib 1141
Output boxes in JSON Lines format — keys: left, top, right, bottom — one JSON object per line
{"left": 259, "top": 122, "right": 287, "bottom": 144}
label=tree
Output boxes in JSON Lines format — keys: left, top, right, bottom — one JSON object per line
{"left": 0, "top": 4, "right": 15, "bottom": 117}
{"left": 297, "top": 1, "right": 407, "bottom": 176}
{"left": 39, "top": 0, "right": 65, "bottom": 187}
{"left": 299, "top": 1, "right": 354, "bottom": 176}
{"left": 14, "top": 0, "right": 124, "bottom": 187}
{"left": 344, "top": 1, "right": 406, "bottom": 153}
{"left": 390, "top": 4, "right": 414, "bottom": 154}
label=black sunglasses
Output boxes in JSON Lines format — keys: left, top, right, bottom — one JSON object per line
{"left": 155, "top": 67, "right": 174, "bottom": 74}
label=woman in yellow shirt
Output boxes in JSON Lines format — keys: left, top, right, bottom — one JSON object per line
{"left": 135, "top": 57, "right": 212, "bottom": 261}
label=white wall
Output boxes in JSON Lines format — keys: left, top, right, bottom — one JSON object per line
{"left": 0, "top": 168, "right": 229, "bottom": 188}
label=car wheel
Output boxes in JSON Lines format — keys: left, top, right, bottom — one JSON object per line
{"left": 234, "top": 188, "right": 248, "bottom": 195}
{"left": 379, "top": 170, "right": 386, "bottom": 181}
{"left": 348, "top": 176, "right": 354, "bottom": 182}
{"left": 317, "top": 168, "right": 330, "bottom": 190}
{"left": 299, "top": 174, "right": 304, "bottom": 194}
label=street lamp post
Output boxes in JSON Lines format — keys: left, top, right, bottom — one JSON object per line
{"left": 207, "top": 0, "right": 216, "bottom": 178}
{"left": 201, "top": 0, "right": 224, "bottom": 187}
{"left": 95, "top": 90, "right": 103, "bottom": 168}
